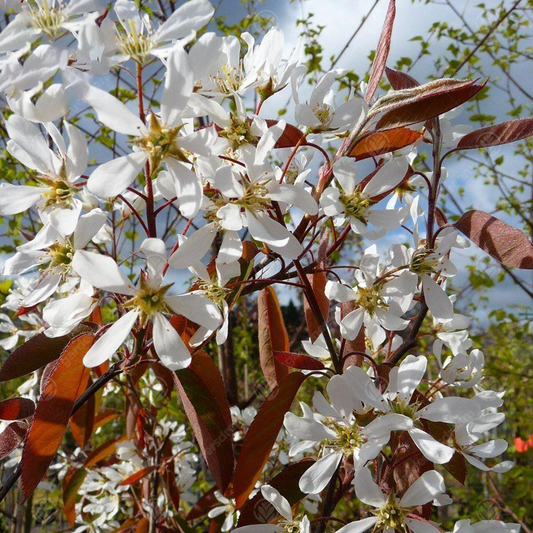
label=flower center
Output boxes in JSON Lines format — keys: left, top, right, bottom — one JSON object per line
{"left": 30, "top": 0, "right": 66, "bottom": 38}
{"left": 211, "top": 63, "right": 245, "bottom": 95}
{"left": 133, "top": 115, "right": 188, "bottom": 172}
{"left": 46, "top": 242, "right": 74, "bottom": 275}
{"left": 354, "top": 285, "right": 384, "bottom": 316}
{"left": 374, "top": 497, "right": 409, "bottom": 530}
{"left": 118, "top": 20, "right": 154, "bottom": 64}
{"left": 339, "top": 189, "right": 371, "bottom": 222}
{"left": 40, "top": 177, "right": 77, "bottom": 208}
{"left": 197, "top": 281, "right": 230, "bottom": 307}
{"left": 410, "top": 247, "right": 439, "bottom": 274}
{"left": 219, "top": 115, "right": 257, "bottom": 150}
{"left": 312, "top": 103, "right": 334, "bottom": 130}
{"left": 126, "top": 276, "right": 171, "bottom": 324}
{"left": 323, "top": 420, "right": 366, "bottom": 456}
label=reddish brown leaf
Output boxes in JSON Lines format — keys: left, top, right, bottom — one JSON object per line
{"left": 258, "top": 287, "right": 290, "bottom": 390}
{"left": 375, "top": 79, "right": 486, "bottom": 131}
{"left": 21, "top": 333, "right": 95, "bottom": 500}
{"left": 455, "top": 210, "right": 533, "bottom": 269}
{"left": 365, "top": 0, "right": 396, "bottom": 103}
{"left": 455, "top": 118, "right": 533, "bottom": 151}
{"left": 274, "top": 351, "right": 325, "bottom": 371}
{"left": 237, "top": 459, "right": 315, "bottom": 526}
{"left": 350, "top": 128, "right": 422, "bottom": 160}
{"left": 136, "top": 518, "right": 149, "bottom": 533}
{"left": 0, "top": 323, "right": 98, "bottom": 382}
{"left": 0, "top": 398, "right": 35, "bottom": 420}
{"left": 233, "top": 372, "right": 307, "bottom": 508}
{"left": 70, "top": 373, "right": 94, "bottom": 447}
{"left": 173, "top": 363, "right": 234, "bottom": 491}
{"left": 385, "top": 67, "right": 419, "bottom": 90}
{"left": 303, "top": 271, "right": 330, "bottom": 341}
{"left": 119, "top": 466, "right": 156, "bottom": 486}
{"left": 443, "top": 452, "right": 467, "bottom": 485}
{"left": 0, "top": 421, "right": 27, "bottom": 461}
{"left": 62, "top": 467, "right": 87, "bottom": 527}
{"left": 265, "top": 120, "right": 306, "bottom": 148}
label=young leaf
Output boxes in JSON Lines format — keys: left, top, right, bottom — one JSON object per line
{"left": 21, "top": 333, "right": 95, "bottom": 500}
{"left": 455, "top": 210, "right": 533, "bottom": 269}
{"left": 119, "top": 466, "right": 156, "bottom": 486}
{"left": 303, "top": 271, "right": 330, "bottom": 341}
{"left": 274, "top": 351, "right": 325, "bottom": 371}
{"left": 365, "top": 0, "right": 396, "bottom": 103}
{"left": 375, "top": 79, "right": 486, "bottom": 131}
{"left": 454, "top": 118, "right": 533, "bottom": 151}
{"left": 0, "top": 323, "right": 97, "bottom": 382}
{"left": 233, "top": 372, "right": 307, "bottom": 508}
{"left": 63, "top": 467, "right": 87, "bottom": 527}
{"left": 350, "top": 128, "right": 422, "bottom": 160}
{"left": 0, "top": 398, "right": 35, "bottom": 420}
{"left": 385, "top": 67, "right": 419, "bottom": 90}
{"left": 237, "top": 459, "right": 315, "bottom": 526}
{"left": 0, "top": 421, "right": 27, "bottom": 461}
{"left": 70, "top": 374, "right": 95, "bottom": 447}
{"left": 173, "top": 358, "right": 234, "bottom": 491}
{"left": 258, "top": 287, "right": 290, "bottom": 390}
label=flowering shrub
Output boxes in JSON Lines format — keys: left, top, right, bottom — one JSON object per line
{"left": 0, "top": 1, "right": 532, "bottom": 532}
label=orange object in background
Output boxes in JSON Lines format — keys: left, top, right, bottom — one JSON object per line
{"left": 514, "top": 437, "right": 530, "bottom": 453}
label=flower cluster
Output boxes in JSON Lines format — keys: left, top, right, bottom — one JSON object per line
{"left": 0, "top": 1, "right": 526, "bottom": 533}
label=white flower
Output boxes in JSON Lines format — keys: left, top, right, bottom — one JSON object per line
{"left": 292, "top": 68, "right": 366, "bottom": 133}
{"left": 320, "top": 156, "right": 409, "bottom": 240}
{"left": 3, "top": 209, "right": 107, "bottom": 307}
{"left": 346, "top": 355, "right": 482, "bottom": 465}
{"left": 1, "top": 117, "right": 89, "bottom": 235}
{"left": 208, "top": 492, "right": 238, "bottom": 532}
{"left": 450, "top": 519, "right": 520, "bottom": 533}
{"left": 336, "top": 468, "right": 447, "bottom": 533}
{"left": 71, "top": 238, "right": 218, "bottom": 369}
{"left": 284, "top": 374, "right": 411, "bottom": 495}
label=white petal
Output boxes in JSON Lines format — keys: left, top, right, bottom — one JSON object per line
{"left": 397, "top": 355, "right": 427, "bottom": 403}
{"left": 268, "top": 183, "right": 318, "bottom": 215}
{"left": 161, "top": 45, "right": 194, "bottom": 126}
{"left": 422, "top": 274, "right": 454, "bottom": 321}
{"left": 408, "top": 427, "right": 454, "bottom": 464}
{"left": 152, "top": 313, "right": 191, "bottom": 370}
{"left": 340, "top": 308, "right": 365, "bottom": 341}
{"left": 299, "top": 451, "right": 342, "bottom": 494}
{"left": 335, "top": 518, "right": 378, "bottom": 533}
{"left": 324, "top": 280, "right": 356, "bottom": 303}
{"left": 166, "top": 159, "right": 202, "bottom": 219}
{"left": 166, "top": 293, "right": 222, "bottom": 331}
{"left": 87, "top": 151, "right": 148, "bottom": 198}
{"left": 217, "top": 230, "right": 243, "bottom": 264}
{"left": 399, "top": 470, "right": 445, "bottom": 507}
{"left": 168, "top": 223, "right": 217, "bottom": 269}
{"left": 404, "top": 518, "right": 441, "bottom": 533}
{"left": 283, "top": 412, "right": 333, "bottom": 442}
{"left": 72, "top": 250, "right": 137, "bottom": 295}
{"left": 0, "top": 185, "right": 43, "bottom": 216}
{"left": 343, "top": 365, "right": 388, "bottom": 412}
{"left": 363, "top": 157, "right": 408, "bottom": 198}
{"left": 154, "top": 0, "right": 214, "bottom": 42}
{"left": 418, "top": 397, "right": 481, "bottom": 425}
{"left": 260, "top": 485, "right": 292, "bottom": 522}
{"left": 73, "top": 209, "right": 108, "bottom": 249}
{"left": 83, "top": 311, "right": 139, "bottom": 368}
{"left": 23, "top": 273, "right": 61, "bottom": 306}
{"left": 353, "top": 468, "right": 386, "bottom": 507}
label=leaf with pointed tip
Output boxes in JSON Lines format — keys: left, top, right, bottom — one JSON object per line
{"left": 258, "top": 287, "right": 290, "bottom": 390}
{"left": 0, "top": 323, "right": 98, "bottom": 382}
{"left": 454, "top": 118, "right": 533, "bottom": 151}
{"left": 375, "top": 79, "right": 486, "bottom": 131}
{"left": 119, "top": 466, "right": 156, "bottom": 486}
{"left": 0, "top": 398, "right": 35, "bottom": 420}
{"left": 21, "top": 333, "right": 95, "bottom": 501}
{"left": 70, "top": 374, "right": 95, "bottom": 447}
{"left": 455, "top": 210, "right": 533, "bottom": 269}
{"left": 385, "top": 67, "right": 419, "bottom": 90}
{"left": 366, "top": 0, "right": 396, "bottom": 103}
{"left": 233, "top": 372, "right": 307, "bottom": 508}
{"left": 0, "top": 421, "right": 27, "bottom": 461}
{"left": 172, "top": 354, "right": 234, "bottom": 491}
